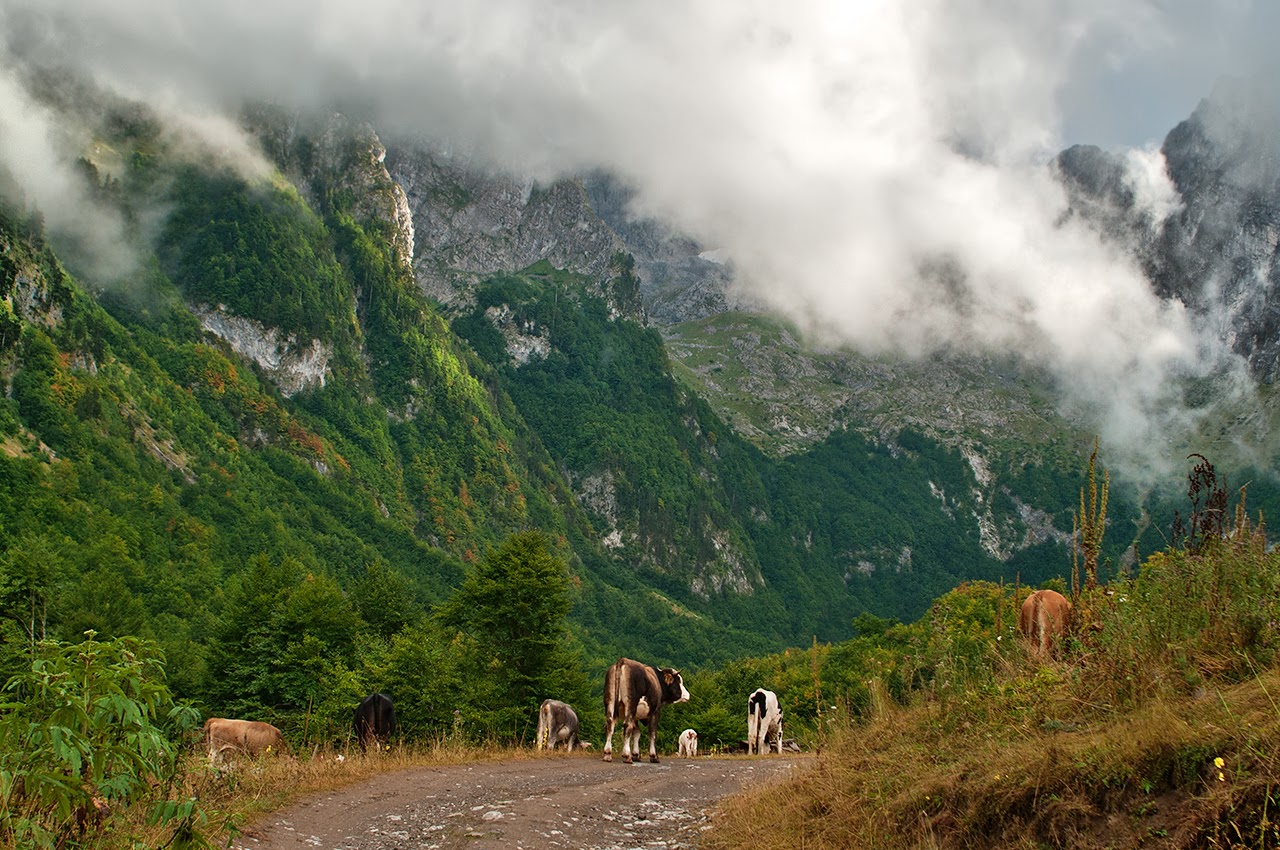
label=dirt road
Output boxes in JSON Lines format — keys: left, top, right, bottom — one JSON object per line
{"left": 233, "top": 753, "right": 802, "bottom": 850}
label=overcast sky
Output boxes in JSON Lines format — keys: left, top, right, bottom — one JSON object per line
{"left": 0, "top": 0, "right": 1275, "bottom": 477}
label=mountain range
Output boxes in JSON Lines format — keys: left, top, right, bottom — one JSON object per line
{"left": 1, "top": 72, "right": 1277, "bottom": 703}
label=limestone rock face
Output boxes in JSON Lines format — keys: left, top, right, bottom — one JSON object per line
{"left": 195, "top": 305, "right": 331, "bottom": 398}
{"left": 385, "top": 148, "right": 631, "bottom": 311}
{"left": 247, "top": 108, "right": 416, "bottom": 271}
{"left": 582, "top": 173, "right": 740, "bottom": 323}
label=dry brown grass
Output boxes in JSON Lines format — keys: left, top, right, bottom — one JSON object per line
{"left": 97, "top": 739, "right": 534, "bottom": 850}
{"left": 704, "top": 664, "right": 1280, "bottom": 850}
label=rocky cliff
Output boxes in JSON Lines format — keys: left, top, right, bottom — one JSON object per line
{"left": 385, "top": 147, "right": 634, "bottom": 314}
{"left": 581, "top": 173, "right": 740, "bottom": 323}
{"left": 1056, "top": 77, "right": 1280, "bottom": 384}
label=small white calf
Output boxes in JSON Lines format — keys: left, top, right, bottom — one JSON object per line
{"left": 678, "top": 728, "right": 698, "bottom": 758}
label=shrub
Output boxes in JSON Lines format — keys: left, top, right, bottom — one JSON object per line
{"left": 0, "top": 633, "right": 224, "bottom": 849}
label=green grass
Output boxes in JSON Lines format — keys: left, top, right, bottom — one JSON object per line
{"left": 702, "top": 515, "right": 1280, "bottom": 850}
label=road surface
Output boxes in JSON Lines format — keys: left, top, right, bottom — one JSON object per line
{"left": 232, "top": 753, "right": 801, "bottom": 850}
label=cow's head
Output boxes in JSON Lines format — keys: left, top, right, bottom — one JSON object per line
{"left": 660, "top": 668, "right": 690, "bottom": 704}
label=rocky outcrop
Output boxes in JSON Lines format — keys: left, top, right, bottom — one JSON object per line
{"left": 582, "top": 173, "right": 740, "bottom": 323}
{"left": 196, "top": 306, "right": 330, "bottom": 397}
{"left": 1055, "top": 77, "right": 1280, "bottom": 383}
{"left": 385, "top": 148, "right": 630, "bottom": 310}
{"left": 245, "top": 107, "right": 415, "bottom": 269}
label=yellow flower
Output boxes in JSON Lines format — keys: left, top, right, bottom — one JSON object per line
{"left": 1214, "top": 757, "right": 1225, "bottom": 768}
{"left": 1217, "top": 771, "right": 1225, "bottom": 782}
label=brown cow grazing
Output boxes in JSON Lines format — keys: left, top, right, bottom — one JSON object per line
{"left": 602, "top": 657, "right": 689, "bottom": 764}
{"left": 203, "top": 718, "right": 288, "bottom": 766}
{"left": 1020, "top": 589, "right": 1072, "bottom": 656}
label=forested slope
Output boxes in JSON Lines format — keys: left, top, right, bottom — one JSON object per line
{"left": 0, "top": 90, "right": 1163, "bottom": 733}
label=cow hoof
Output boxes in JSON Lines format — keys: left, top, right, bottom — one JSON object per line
{"left": 603, "top": 754, "right": 612, "bottom": 763}
{"left": 649, "top": 756, "right": 659, "bottom": 764}
{"left": 623, "top": 755, "right": 633, "bottom": 764}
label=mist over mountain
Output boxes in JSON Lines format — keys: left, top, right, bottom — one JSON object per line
{"left": 3, "top": 2, "right": 1278, "bottom": 480}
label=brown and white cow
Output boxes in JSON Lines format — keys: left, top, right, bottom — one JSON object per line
{"left": 602, "top": 657, "right": 689, "bottom": 764}
{"left": 678, "top": 728, "right": 698, "bottom": 758}
{"left": 203, "top": 718, "right": 288, "bottom": 766}
{"left": 1019, "top": 589, "right": 1072, "bottom": 657}
{"left": 747, "top": 688, "right": 783, "bottom": 755}
{"left": 536, "top": 699, "right": 580, "bottom": 751}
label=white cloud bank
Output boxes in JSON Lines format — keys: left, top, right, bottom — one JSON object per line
{"left": 0, "top": 0, "right": 1272, "bottom": 476}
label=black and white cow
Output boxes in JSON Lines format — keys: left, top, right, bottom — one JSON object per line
{"left": 747, "top": 688, "right": 783, "bottom": 755}
{"left": 536, "top": 699, "right": 581, "bottom": 751}
{"left": 354, "top": 693, "right": 397, "bottom": 752}
{"left": 602, "top": 657, "right": 689, "bottom": 764}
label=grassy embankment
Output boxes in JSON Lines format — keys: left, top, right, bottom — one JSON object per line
{"left": 706, "top": 496, "right": 1280, "bottom": 849}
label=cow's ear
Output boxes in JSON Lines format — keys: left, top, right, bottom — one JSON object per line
{"left": 663, "top": 672, "right": 674, "bottom": 685}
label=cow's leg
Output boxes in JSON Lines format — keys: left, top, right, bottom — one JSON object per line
{"left": 209, "top": 742, "right": 231, "bottom": 770}
{"left": 603, "top": 709, "right": 616, "bottom": 762}
{"left": 622, "top": 716, "right": 637, "bottom": 763}
{"left": 646, "top": 715, "right": 660, "bottom": 763}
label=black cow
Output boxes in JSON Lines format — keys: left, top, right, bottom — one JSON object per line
{"left": 602, "top": 657, "right": 689, "bottom": 764}
{"left": 354, "top": 693, "right": 396, "bottom": 752}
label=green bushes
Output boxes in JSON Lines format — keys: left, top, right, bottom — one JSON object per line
{"left": 0, "top": 634, "right": 224, "bottom": 849}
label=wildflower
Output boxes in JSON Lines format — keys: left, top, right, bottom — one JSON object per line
{"left": 993, "top": 773, "right": 1001, "bottom": 780}
{"left": 1217, "top": 771, "right": 1225, "bottom": 782}
{"left": 335, "top": 754, "right": 345, "bottom": 763}
{"left": 1214, "top": 757, "right": 1225, "bottom": 768}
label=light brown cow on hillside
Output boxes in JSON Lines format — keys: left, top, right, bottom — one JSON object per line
{"left": 203, "top": 717, "right": 288, "bottom": 766}
{"left": 1019, "top": 589, "right": 1072, "bottom": 657}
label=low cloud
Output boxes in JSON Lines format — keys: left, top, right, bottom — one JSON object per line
{"left": 0, "top": 64, "right": 136, "bottom": 282}
{"left": 1, "top": 0, "right": 1272, "bottom": 478}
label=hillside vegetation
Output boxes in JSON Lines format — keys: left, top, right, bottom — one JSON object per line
{"left": 705, "top": 462, "right": 1280, "bottom": 850}
{"left": 9, "top": 87, "right": 1280, "bottom": 848}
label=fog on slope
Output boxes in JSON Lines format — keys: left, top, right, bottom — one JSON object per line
{"left": 0, "top": 0, "right": 1273, "bottom": 480}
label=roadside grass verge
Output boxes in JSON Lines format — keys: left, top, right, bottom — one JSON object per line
{"left": 705, "top": 483, "right": 1280, "bottom": 850}
{"left": 707, "top": 666, "right": 1280, "bottom": 850}
{"left": 100, "top": 739, "right": 544, "bottom": 849}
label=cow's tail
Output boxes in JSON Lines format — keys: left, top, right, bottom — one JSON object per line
{"left": 536, "top": 701, "right": 548, "bottom": 750}
{"left": 1036, "top": 597, "right": 1050, "bottom": 655}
